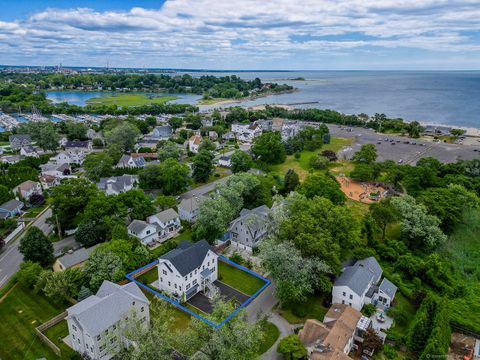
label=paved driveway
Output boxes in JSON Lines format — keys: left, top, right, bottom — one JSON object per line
{"left": 187, "top": 280, "right": 250, "bottom": 313}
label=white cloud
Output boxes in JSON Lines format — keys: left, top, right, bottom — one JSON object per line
{"left": 0, "top": 0, "right": 479, "bottom": 68}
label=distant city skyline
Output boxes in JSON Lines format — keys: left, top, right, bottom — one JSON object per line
{"left": 1, "top": 0, "right": 479, "bottom": 70}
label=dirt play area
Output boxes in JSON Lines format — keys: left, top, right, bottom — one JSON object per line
{"left": 335, "top": 176, "right": 386, "bottom": 203}
{"left": 449, "top": 332, "right": 478, "bottom": 359}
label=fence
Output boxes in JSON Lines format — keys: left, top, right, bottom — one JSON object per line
{"left": 35, "top": 311, "right": 67, "bottom": 357}
{"left": 4, "top": 222, "right": 25, "bottom": 244}
{"left": 451, "top": 323, "right": 480, "bottom": 339}
{"left": 118, "top": 260, "right": 158, "bottom": 285}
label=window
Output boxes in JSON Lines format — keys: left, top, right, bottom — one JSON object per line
{"left": 349, "top": 302, "right": 352, "bottom": 306}
{"left": 184, "top": 276, "right": 187, "bottom": 281}
{"left": 160, "top": 277, "right": 163, "bottom": 282}
{"left": 110, "top": 338, "right": 115, "bottom": 344}
{"left": 212, "top": 267, "right": 215, "bottom": 272}
{"left": 97, "top": 335, "right": 101, "bottom": 341}
{"left": 342, "top": 292, "right": 346, "bottom": 296}
{"left": 141, "top": 307, "right": 144, "bottom": 312}
{"left": 349, "top": 294, "right": 353, "bottom": 300}
{"left": 342, "top": 300, "right": 345, "bottom": 304}
{"left": 190, "top": 273, "right": 192, "bottom": 278}
{"left": 168, "top": 281, "right": 171, "bottom": 286}
{"left": 186, "top": 284, "right": 191, "bottom": 290}
{"left": 72, "top": 324, "right": 77, "bottom": 331}
{"left": 72, "top": 334, "right": 75, "bottom": 340}
{"left": 99, "top": 345, "right": 105, "bottom": 351}
{"left": 179, "top": 286, "right": 182, "bottom": 291}
{"left": 174, "top": 284, "right": 177, "bottom": 289}
{"left": 78, "top": 339, "right": 80, "bottom": 344}
{"left": 163, "top": 270, "right": 167, "bottom": 276}
{"left": 132, "top": 301, "right": 135, "bottom": 306}
{"left": 195, "top": 269, "right": 197, "bottom": 275}
{"left": 105, "top": 329, "right": 109, "bottom": 335}
{"left": 193, "top": 279, "right": 198, "bottom": 285}
{"left": 113, "top": 324, "right": 116, "bottom": 330}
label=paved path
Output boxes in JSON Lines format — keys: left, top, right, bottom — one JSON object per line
{"left": 262, "top": 313, "right": 294, "bottom": 360}
{"left": 0, "top": 208, "right": 78, "bottom": 289}
{"left": 178, "top": 175, "right": 231, "bottom": 200}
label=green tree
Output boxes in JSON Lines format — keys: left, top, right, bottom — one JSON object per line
{"left": 298, "top": 173, "right": 346, "bottom": 204}
{"left": 19, "top": 227, "right": 54, "bottom": 267}
{"left": 0, "top": 184, "right": 13, "bottom": 204}
{"left": 155, "top": 194, "right": 177, "bottom": 210}
{"left": 198, "top": 138, "right": 217, "bottom": 152}
{"left": 49, "top": 178, "right": 98, "bottom": 232}
{"left": 352, "top": 144, "right": 377, "bottom": 164}
{"left": 260, "top": 238, "right": 330, "bottom": 304}
{"left": 65, "top": 121, "right": 88, "bottom": 140}
{"left": 168, "top": 116, "right": 183, "bottom": 130}
{"left": 251, "top": 132, "right": 286, "bottom": 164}
{"left": 83, "top": 152, "right": 113, "bottom": 181}
{"left": 16, "top": 261, "right": 43, "bottom": 288}
{"left": 193, "top": 195, "right": 236, "bottom": 243}
{"left": 19, "top": 122, "right": 59, "bottom": 152}
{"left": 277, "top": 334, "right": 307, "bottom": 360}
{"left": 157, "top": 140, "right": 181, "bottom": 161}
{"left": 84, "top": 250, "right": 124, "bottom": 290}
{"left": 75, "top": 218, "right": 109, "bottom": 247}
{"left": 370, "top": 199, "right": 398, "bottom": 240}
{"left": 407, "top": 121, "right": 423, "bottom": 138}
{"left": 283, "top": 169, "right": 299, "bottom": 194}
{"left": 309, "top": 154, "right": 329, "bottom": 169}
{"left": 159, "top": 158, "right": 190, "bottom": 195}
{"left": 350, "top": 163, "right": 376, "bottom": 181}
{"left": 230, "top": 150, "right": 252, "bottom": 173}
{"left": 192, "top": 150, "right": 214, "bottom": 183}
{"left": 139, "top": 163, "right": 163, "bottom": 189}
{"left": 118, "top": 189, "right": 155, "bottom": 220}
{"left": 391, "top": 196, "right": 447, "bottom": 251}
{"left": 105, "top": 122, "right": 140, "bottom": 152}
{"left": 450, "top": 128, "right": 466, "bottom": 137}
{"left": 42, "top": 268, "right": 86, "bottom": 303}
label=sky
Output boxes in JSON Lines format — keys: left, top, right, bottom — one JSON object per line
{"left": 0, "top": 0, "right": 479, "bottom": 70}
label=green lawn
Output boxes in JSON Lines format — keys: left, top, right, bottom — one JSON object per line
{"left": 268, "top": 137, "right": 353, "bottom": 180}
{"left": 43, "top": 320, "right": 76, "bottom": 358}
{"left": 87, "top": 93, "right": 177, "bottom": 107}
{"left": 0, "top": 285, "right": 67, "bottom": 360}
{"left": 191, "top": 168, "right": 230, "bottom": 189}
{"left": 257, "top": 321, "right": 280, "bottom": 355}
{"left": 218, "top": 260, "right": 266, "bottom": 296}
{"left": 386, "top": 292, "right": 416, "bottom": 342}
{"left": 277, "top": 293, "right": 329, "bottom": 324}
{"left": 136, "top": 267, "right": 159, "bottom": 285}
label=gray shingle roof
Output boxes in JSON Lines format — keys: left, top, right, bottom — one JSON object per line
{"left": 160, "top": 240, "right": 212, "bottom": 276}
{"left": 97, "top": 175, "right": 137, "bottom": 193}
{"left": 334, "top": 265, "right": 375, "bottom": 297}
{"left": 152, "top": 208, "right": 179, "bottom": 224}
{"left": 355, "top": 256, "right": 383, "bottom": 282}
{"left": 0, "top": 199, "right": 23, "bottom": 212}
{"left": 379, "top": 278, "right": 397, "bottom": 299}
{"left": 67, "top": 281, "right": 148, "bottom": 336}
{"left": 128, "top": 220, "right": 152, "bottom": 234}
{"left": 230, "top": 205, "right": 271, "bottom": 234}
{"left": 57, "top": 245, "right": 99, "bottom": 269}
{"left": 65, "top": 140, "right": 89, "bottom": 148}
{"left": 178, "top": 196, "right": 203, "bottom": 213}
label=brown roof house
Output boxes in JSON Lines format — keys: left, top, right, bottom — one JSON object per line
{"left": 298, "top": 304, "right": 371, "bottom": 360}
{"left": 13, "top": 180, "right": 42, "bottom": 201}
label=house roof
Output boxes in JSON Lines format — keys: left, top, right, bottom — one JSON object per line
{"left": 57, "top": 245, "right": 99, "bottom": 269}
{"left": 189, "top": 135, "right": 202, "bottom": 145}
{"left": 178, "top": 196, "right": 204, "bottom": 214}
{"left": 151, "top": 208, "right": 179, "bottom": 225}
{"left": 230, "top": 205, "right": 271, "bottom": 234}
{"left": 67, "top": 281, "right": 148, "bottom": 336}
{"left": 9, "top": 134, "right": 31, "bottom": 143}
{"left": 14, "top": 180, "right": 39, "bottom": 192}
{"left": 153, "top": 125, "right": 172, "bottom": 137}
{"left": 117, "top": 154, "right": 146, "bottom": 167}
{"left": 65, "top": 140, "right": 89, "bottom": 148}
{"left": 160, "top": 240, "right": 212, "bottom": 276}
{"left": 0, "top": 199, "right": 23, "bottom": 212}
{"left": 128, "top": 219, "right": 153, "bottom": 234}
{"left": 334, "top": 265, "right": 374, "bottom": 297}
{"left": 21, "top": 145, "right": 36, "bottom": 154}
{"left": 97, "top": 175, "right": 137, "bottom": 193}
{"left": 355, "top": 256, "right": 383, "bottom": 282}
{"left": 379, "top": 278, "right": 397, "bottom": 299}
{"left": 219, "top": 155, "right": 231, "bottom": 161}
{"left": 39, "top": 174, "right": 56, "bottom": 184}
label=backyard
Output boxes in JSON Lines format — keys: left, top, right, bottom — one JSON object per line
{"left": 0, "top": 284, "right": 67, "bottom": 360}
{"left": 276, "top": 293, "right": 330, "bottom": 324}
{"left": 217, "top": 259, "right": 266, "bottom": 296}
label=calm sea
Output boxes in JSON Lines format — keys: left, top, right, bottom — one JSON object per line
{"left": 48, "top": 71, "right": 480, "bottom": 128}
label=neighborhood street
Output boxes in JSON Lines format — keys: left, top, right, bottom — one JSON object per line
{"left": 178, "top": 175, "right": 231, "bottom": 200}
{"left": 0, "top": 208, "right": 78, "bottom": 289}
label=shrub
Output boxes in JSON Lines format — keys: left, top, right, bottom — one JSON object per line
{"left": 309, "top": 154, "right": 329, "bottom": 169}
{"left": 294, "top": 152, "right": 301, "bottom": 159}
{"left": 361, "top": 303, "right": 376, "bottom": 317}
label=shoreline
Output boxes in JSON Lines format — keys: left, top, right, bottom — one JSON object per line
{"left": 197, "top": 88, "right": 298, "bottom": 107}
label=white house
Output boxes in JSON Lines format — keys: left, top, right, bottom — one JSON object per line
{"left": 231, "top": 123, "right": 262, "bottom": 143}
{"left": 218, "top": 155, "right": 231, "bottom": 168}
{"left": 9, "top": 134, "right": 32, "bottom": 150}
{"left": 188, "top": 135, "right": 203, "bottom": 154}
{"left": 228, "top": 205, "right": 270, "bottom": 252}
{"left": 178, "top": 196, "right": 204, "bottom": 223}
{"left": 20, "top": 145, "right": 38, "bottom": 158}
{"left": 116, "top": 155, "right": 146, "bottom": 168}
{"left": 97, "top": 175, "right": 138, "bottom": 195}
{"left": 52, "top": 151, "right": 74, "bottom": 165}
{"left": 66, "top": 281, "right": 150, "bottom": 360}
{"left": 151, "top": 125, "right": 172, "bottom": 140}
{"left": 64, "top": 140, "right": 92, "bottom": 164}
{"left": 332, "top": 257, "right": 397, "bottom": 311}
{"left": 147, "top": 208, "right": 181, "bottom": 238}
{"left": 12, "top": 180, "right": 42, "bottom": 201}
{"left": 40, "top": 162, "right": 72, "bottom": 179}
{"left": 157, "top": 240, "right": 218, "bottom": 302}
{"left": 128, "top": 220, "right": 158, "bottom": 245}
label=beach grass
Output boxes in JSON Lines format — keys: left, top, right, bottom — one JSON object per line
{"left": 87, "top": 93, "right": 177, "bottom": 107}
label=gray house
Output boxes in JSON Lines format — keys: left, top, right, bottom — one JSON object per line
{"left": 0, "top": 199, "right": 24, "bottom": 219}
{"left": 178, "top": 196, "right": 204, "bottom": 223}
{"left": 152, "top": 125, "right": 172, "bottom": 140}
{"left": 228, "top": 205, "right": 271, "bottom": 252}
{"left": 9, "top": 134, "right": 32, "bottom": 150}
{"left": 97, "top": 175, "right": 138, "bottom": 195}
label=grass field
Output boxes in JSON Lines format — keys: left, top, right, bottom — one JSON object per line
{"left": 218, "top": 260, "right": 266, "bottom": 296}
{"left": 257, "top": 321, "right": 280, "bottom": 355}
{"left": 268, "top": 137, "right": 353, "bottom": 179}
{"left": 440, "top": 209, "right": 480, "bottom": 332}
{"left": 87, "top": 93, "right": 177, "bottom": 107}
{"left": 43, "top": 320, "right": 76, "bottom": 358}
{"left": 0, "top": 285, "right": 66, "bottom": 360}
{"left": 277, "top": 293, "right": 329, "bottom": 324}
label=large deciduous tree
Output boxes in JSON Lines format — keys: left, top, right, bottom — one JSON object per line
{"left": 277, "top": 334, "right": 307, "bottom": 360}
{"left": 298, "top": 173, "right": 346, "bottom": 204}
{"left": 19, "top": 227, "right": 54, "bottom": 267}
{"left": 251, "top": 131, "right": 286, "bottom": 164}
{"left": 105, "top": 122, "right": 140, "bottom": 152}
{"left": 230, "top": 150, "right": 252, "bottom": 173}
{"left": 83, "top": 152, "right": 113, "bottom": 181}
{"left": 192, "top": 150, "right": 214, "bottom": 183}
{"left": 352, "top": 144, "right": 377, "bottom": 164}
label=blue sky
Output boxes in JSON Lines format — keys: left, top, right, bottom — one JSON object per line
{"left": 0, "top": 0, "right": 479, "bottom": 70}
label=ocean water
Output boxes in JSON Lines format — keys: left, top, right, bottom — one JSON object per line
{"left": 47, "top": 71, "right": 480, "bottom": 128}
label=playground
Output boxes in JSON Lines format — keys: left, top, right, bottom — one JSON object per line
{"left": 335, "top": 176, "right": 387, "bottom": 203}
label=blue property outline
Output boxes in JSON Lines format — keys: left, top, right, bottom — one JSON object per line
{"left": 125, "top": 255, "right": 270, "bottom": 328}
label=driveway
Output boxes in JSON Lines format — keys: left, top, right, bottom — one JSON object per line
{"left": 187, "top": 280, "right": 250, "bottom": 313}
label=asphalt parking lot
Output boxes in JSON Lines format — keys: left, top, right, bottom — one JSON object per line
{"left": 328, "top": 125, "right": 480, "bottom": 165}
